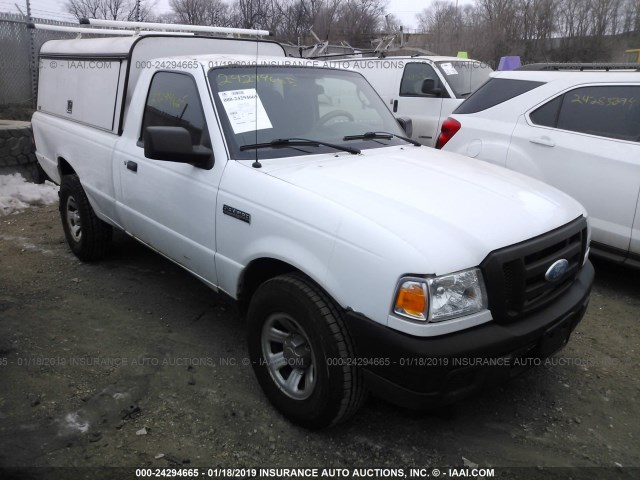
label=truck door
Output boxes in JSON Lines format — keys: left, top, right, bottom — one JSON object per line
{"left": 392, "top": 62, "right": 446, "bottom": 147}
{"left": 114, "top": 70, "right": 222, "bottom": 287}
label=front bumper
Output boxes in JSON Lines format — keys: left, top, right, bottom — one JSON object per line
{"left": 344, "top": 260, "right": 594, "bottom": 409}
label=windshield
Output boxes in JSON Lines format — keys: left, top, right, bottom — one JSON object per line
{"left": 208, "top": 66, "right": 407, "bottom": 160}
{"left": 435, "top": 61, "right": 493, "bottom": 98}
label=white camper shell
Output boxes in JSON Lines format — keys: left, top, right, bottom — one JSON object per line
{"left": 37, "top": 35, "right": 285, "bottom": 133}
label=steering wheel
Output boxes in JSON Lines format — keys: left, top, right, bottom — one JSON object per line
{"left": 316, "top": 109, "right": 355, "bottom": 127}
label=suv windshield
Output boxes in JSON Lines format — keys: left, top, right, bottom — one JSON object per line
{"left": 435, "top": 61, "right": 492, "bottom": 98}
{"left": 208, "top": 66, "right": 407, "bottom": 160}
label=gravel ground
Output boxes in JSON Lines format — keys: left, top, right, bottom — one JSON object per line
{"left": 0, "top": 204, "right": 638, "bottom": 480}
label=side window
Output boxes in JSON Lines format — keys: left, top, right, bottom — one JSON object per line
{"left": 554, "top": 85, "right": 640, "bottom": 142}
{"left": 141, "top": 72, "right": 210, "bottom": 147}
{"left": 455, "top": 78, "right": 544, "bottom": 114}
{"left": 400, "top": 63, "right": 442, "bottom": 97}
{"left": 530, "top": 95, "right": 562, "bottom": 127}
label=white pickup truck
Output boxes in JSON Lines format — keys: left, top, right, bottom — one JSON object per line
{"left": 33, "top": 32, "right": 594, "bottom": 429}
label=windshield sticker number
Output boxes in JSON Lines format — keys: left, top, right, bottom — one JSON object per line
{"left": 217, "top": 73, "right": 297, "bottom": 88}
{"left": 218, "top": 88, "right": 273, "bottom": 134}
{"left": 440, "top": 63, "right": 458, "bottom": 75}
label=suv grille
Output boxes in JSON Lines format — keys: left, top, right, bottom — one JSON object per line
{"left": 480, "top": 217, "right": 588, "bottom": 323}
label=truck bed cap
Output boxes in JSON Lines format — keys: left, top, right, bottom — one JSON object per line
{"left": 41, "top": 36, "right": 141, "bottom": 57}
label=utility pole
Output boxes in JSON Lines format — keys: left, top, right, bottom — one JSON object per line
{"left": 26, "top": 0, "right": 37, "bottom": 108}
{"left": 135, "top": 0, "right": 141, "bottom": 22}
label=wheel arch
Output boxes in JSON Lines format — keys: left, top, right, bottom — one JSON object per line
{"left": 58, "top": 156, "right": 76, "bottom": 178}
{"left": 245, "top": 268, "right": 366, "bottom": 428}
{"left": 236, "top": 257, "right": 300, "bottom": 315}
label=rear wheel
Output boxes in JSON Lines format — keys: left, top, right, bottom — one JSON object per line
{"left": 247, "top": 273, "right": 365, "bottom": 429}
{"left": 59, "top": 174, "right": 112, "bottom": 261}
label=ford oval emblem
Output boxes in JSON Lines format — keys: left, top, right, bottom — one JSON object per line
{"left": 545, "top": 259, "right": 569, "bottom": 282}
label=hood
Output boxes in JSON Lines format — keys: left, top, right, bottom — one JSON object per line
{"left": 258, "top": 145, "right": 586, "bottom": 273}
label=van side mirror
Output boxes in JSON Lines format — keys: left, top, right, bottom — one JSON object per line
{"left": 421, "top": 79, "right": 443, "bottom": 97}
{"left": 396, "top": 117, "right": 413, "bottom": 138}
{"left": 143, "top": 126, "right": 213, "bottom": 169}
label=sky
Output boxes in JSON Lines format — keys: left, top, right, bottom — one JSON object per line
{"left": 0, "top": 0, "right": 449, "bottom": 31}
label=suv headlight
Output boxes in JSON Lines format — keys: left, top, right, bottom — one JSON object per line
{"left": 393, "top": 268, "right": 487, "bottom": 322}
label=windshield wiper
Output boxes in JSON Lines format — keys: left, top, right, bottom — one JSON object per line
{"left": 343, "top": 131, "right": 421, "bottom": 146}
{"left": 240, "top": 138, "right": 360, "bottom": 155}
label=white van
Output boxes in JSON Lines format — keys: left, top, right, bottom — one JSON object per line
{"left": 346, "top": 56, "right": 492, "bottom": 146}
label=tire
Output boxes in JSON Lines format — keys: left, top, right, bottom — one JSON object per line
{"left": 247, "top": 273, "right": 366, "bottom": 429}
{"left": 59, "top": 174, "right": 113, "bottom": 261}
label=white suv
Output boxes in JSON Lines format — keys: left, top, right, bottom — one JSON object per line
{"left": 438, "top": 66, "right": 640, "bottom": 266}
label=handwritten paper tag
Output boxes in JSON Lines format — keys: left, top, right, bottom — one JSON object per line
{"left": 218, "top": 88, "right": 273, "bottom": 134}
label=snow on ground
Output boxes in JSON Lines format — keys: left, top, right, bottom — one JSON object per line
{"left": 0, "top": 173, "right": 59, "bottom": 216}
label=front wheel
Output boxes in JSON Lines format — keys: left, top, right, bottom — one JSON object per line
{"left": 59, "top": 174, "right": 112, "bottom": 261}
{"left": 247, "top": 273, "right": 365, "bottom": 429}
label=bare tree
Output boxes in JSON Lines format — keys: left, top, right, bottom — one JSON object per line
{"left": 310, "top": 0, "right": 341, "bottom": 41}
{"left": 204, "top": 0, "right": 232, "bottom": 26}
{"left": 169, "top": 0, "right": 207, "bottom": 24}
{"left": 230, "top": 0, "right": 274, "bottom": 30}
{"left": 332, "top": 0, "right": 386, "bottom": 46}
{"left": 412, "top": 0, "right": 639, "bottom": 65}
{"left": 169, "top": 0, "right": 231, "bottom": 26}
{"left": 274, "top": 0, "right": 315, "bottom": 40}
{"left": 519, "top": 0, "right": 556, "bottom": 60}
{"left": 66, "top": 0, "right": 155, "bottom": 21}
{"left": 619, "top": 0, "right": 640, "bottom": 34}
{"left": 417, "top": 0, "right": 460, "bottom": 53}
{"left": 67, "top": 0, "right": 103, "bottom": 19}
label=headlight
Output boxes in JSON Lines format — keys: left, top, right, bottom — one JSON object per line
{"left": 393, "top": 268, "right": 487, "bottom": 322}
{"left": 427, "top": 268, "right": 487, "bottom": 321}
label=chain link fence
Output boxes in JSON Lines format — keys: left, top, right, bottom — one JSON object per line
{"left": 0, "top": 13, "right": 87, "bottom": 180}
{"left": 0, "top": 12, "right": 108, "bottom": 111}
{"left": 0, "top": 13, "right": 33, "bottom": 107}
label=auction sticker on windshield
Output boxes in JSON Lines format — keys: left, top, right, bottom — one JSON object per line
{"left": 218, "top": 88, "right": 273, "bottom": 134}
{"left": 440, "top": 63, "right": 458, "bottom": 75}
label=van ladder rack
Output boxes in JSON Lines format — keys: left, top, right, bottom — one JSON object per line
{"left": 80, "top": 18, "right": 271, "bottom": 37}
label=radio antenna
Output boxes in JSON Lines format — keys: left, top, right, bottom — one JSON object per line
{"left": 252, "top": 27, "right": 262, "bottom": 169}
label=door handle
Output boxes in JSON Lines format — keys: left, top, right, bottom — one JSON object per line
{"left": 126, "top": 160, "right": 138, "bottom": 172}
{"left": 393, "top": 99, "right": 398, "bottom": 113}
{"left": 528, "top": 136, "right": 555, "bottom": 147}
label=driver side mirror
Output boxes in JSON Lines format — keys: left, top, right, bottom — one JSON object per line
{"left": 144, "top": 126, "right": 213, "bottom": 169}
{"left": 421, "top": 79, "right": 443, "bottom": 97}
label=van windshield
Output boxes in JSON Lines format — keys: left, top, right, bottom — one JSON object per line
{"left": 208, "top": 66, "right": 407, "bottom": 160}
{"left": 435, "top": 61, "right": 492, "bottom": 98}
